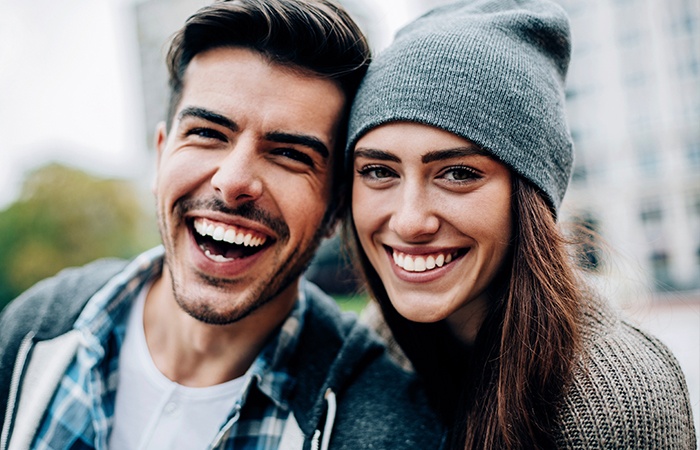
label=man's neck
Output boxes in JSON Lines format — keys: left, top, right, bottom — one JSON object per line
{"left": 142, "top": 275, "right": 298, "bottom": 387}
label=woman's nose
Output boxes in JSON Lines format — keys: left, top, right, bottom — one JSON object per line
{"left": 388, "top": 184, "right": 440, "bottom": 241}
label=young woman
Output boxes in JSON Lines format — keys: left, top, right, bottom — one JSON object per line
{"left": 345, "top": 0, "right": 697, "bottom": 448}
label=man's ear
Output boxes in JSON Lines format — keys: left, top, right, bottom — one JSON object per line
{"left": 153, "top": 121, "right": 168, "bottom": 194}
{"left": 155, "top": 121, "right": 168, "bottom": 163}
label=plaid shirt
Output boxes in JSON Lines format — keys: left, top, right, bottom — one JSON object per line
{"left": 32, "top": 246, "right": 305, "bottom": 450}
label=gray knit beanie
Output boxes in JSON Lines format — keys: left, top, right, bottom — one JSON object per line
{"left": 347, "top": 0, "right": 574, "bottom": 212}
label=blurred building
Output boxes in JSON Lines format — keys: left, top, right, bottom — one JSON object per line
{"left": 556, "top": 0, "right": 700, "bottom": 296}
{"left": 132, "top": 0, "right": 210, "bottom": 151}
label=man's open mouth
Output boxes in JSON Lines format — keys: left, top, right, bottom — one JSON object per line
{"left": 191, "top": 217, "right": 272, "bottom": 262}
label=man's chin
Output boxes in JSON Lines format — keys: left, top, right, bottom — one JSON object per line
{"left": 173, "top": 291, "right": 266, "bottom": 325}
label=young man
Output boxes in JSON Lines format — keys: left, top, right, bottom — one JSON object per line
{"left": 0, "top": 1, "right": 444, "bottom": 449}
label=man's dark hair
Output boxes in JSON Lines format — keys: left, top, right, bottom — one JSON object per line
{"left": 165, "top": 0, "right": 371, "bottom": 227}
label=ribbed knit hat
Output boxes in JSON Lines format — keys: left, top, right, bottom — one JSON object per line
{"left": 347, "top": 0, "right": 574, "bottom": 212}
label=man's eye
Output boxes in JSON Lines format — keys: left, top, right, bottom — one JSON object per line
{"left": 273, "top": 148, "right": 314, "bottom": 167}
{"left": 187, "top": 127, "right": 226, "bottom": 141}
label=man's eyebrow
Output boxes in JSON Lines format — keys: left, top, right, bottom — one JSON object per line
{"left": 421, "top": 146, "right": 489, "bottom": 164}
{"left": 177, "top": 107, "right": 238, "bottom": 132}
{"left": 266, "top": 131, "right": 330, "bottom": 159}
{"left": 353, "top": 148, "right": 401, "bottom": 163}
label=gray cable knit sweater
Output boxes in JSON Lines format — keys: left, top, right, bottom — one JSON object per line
{"left": 363, "top": 297, "right": 697, "bottom": 449}
{"left": 553, "top": 298, "right": 696, "bottom": 449}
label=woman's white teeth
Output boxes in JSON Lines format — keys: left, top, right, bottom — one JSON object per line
{"left": 392, "top": 250, "right": 456, "bottom": 272}
{"left": 194, "top": 218, "right": 265, "bottom": 247}
{"left": 436, "top": 254, "right": 445, "bottom": 266}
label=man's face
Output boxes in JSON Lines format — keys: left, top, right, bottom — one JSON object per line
{"left": 154, "top": 46, "right": 345, "bottom": 325}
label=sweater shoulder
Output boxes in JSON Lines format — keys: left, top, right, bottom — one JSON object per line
{"left": 0, "top": 258, "right": 127, "bottom": 339}
{"left": 0, "top": 258, "right": 128, "bottom": 432}
{"left": 555, "top": 301, "right": 696, "bottom": 449}
{"left": 331, "top": 347, "right": 446, "bottom": 449}
{"left": 295, "top": 281, "right": 446, "bottom": 448}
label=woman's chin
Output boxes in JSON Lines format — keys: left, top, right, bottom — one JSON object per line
{"left": 389, "top": 296, "right": 451, "bottom": 323}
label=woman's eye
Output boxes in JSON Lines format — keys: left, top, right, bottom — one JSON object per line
{"left": 357, "top": 165, "right": 396, "bottom": 180}
{"left": 441, "top": 166, "right": 481, "bottom": 182}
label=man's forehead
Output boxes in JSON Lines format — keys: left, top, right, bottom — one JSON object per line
{"left": 179, "top": 49, "right": 345, "bottom": 136}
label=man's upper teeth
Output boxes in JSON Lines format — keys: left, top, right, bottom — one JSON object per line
{"left": 392, "top": 250, "right": 454, "bottom": 272}
{"left": 194, "top": 218, "right": 266, "bottom": 247}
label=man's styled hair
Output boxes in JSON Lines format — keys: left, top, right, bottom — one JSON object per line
{"left": 165, "top": 0, "right": 370, "bottom": 227}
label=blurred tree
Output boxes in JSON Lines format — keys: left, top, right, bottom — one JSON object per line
{"left": 0, "top": 163, "right": 159, "bottom": 311}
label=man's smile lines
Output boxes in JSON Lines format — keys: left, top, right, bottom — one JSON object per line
{"left": 391, "top": 249, "right": 459, "bottom": 272}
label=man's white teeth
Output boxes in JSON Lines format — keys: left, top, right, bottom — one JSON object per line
{"left": 204, "top": 249, "right": 233, "bottom": 262}
{"left": 194, "top": 218, "right": 266, "bottom": 247}
{"left": 392, "top": 250, "right": 456, "bottom": 272}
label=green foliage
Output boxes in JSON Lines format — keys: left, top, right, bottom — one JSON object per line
{"left": 0, "top": 163, "right": 159, "bottom": 311}
{"left": 333, "top": 294, "right": 368, "bottom": 315}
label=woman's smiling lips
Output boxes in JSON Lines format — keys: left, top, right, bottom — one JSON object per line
{"left": 383, "top": 245, "right": 467, "bottom": 282}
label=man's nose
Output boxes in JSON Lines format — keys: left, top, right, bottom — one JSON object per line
{"left": 210, "top": 143, "right": 264, "bottom": 206}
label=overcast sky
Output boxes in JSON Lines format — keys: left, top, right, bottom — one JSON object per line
{"left": 0, "top": 0, "right": 427, "bottom": 209}
{"left": 0, "top": 0, "right": 146, "bottom": 207}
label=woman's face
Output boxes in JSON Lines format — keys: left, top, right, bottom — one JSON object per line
{"left": 352, "top": 122, "right": 513, "bottom": 341}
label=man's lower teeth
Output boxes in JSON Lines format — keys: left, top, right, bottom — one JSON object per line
{"left": 204, "top": 249, "right": 233, "bottom": 262}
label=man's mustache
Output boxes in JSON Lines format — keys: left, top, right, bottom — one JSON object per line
{"left": 174, "top": 197, "right": 290, "bottom": 242}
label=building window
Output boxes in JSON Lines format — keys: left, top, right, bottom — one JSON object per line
{"left": 640, "top": 198, "right": 663, "bottom": 223}
{"left": 687, "top": 141, "right": 700, "bottom": 168}
{"left": 650, "top": 250, "right": 673, "bottom": 290}
{"left": 636, "top": 140, "right": 661, "bottom": 177}
{"left": 690, "top": 193, "right": 700, "bottom": 217}
{"left": 571, "top": 213, "right": 602, "bottom": 271}
{"left": 571, "top": 164, "right": 588, "bottom": 185}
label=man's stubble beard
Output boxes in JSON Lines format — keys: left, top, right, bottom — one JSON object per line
{"left": 157, "top": 199, "right": 328, "bottom": 325}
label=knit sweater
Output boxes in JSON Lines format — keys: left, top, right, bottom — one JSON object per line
{"left": 362, "top": 297, "right": 697, "bottom": 449}
{"left": 553, "top": 298, "right": 696, "bottom": 449}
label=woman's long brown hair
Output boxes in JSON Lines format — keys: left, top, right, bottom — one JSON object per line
{"left": 348, "top": 175, "right": 582, "bottom": 449}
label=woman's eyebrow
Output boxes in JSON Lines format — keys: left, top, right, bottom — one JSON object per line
{"left": 421, "top": 146, "right": 488, "bottom": 164}
{"left": 354, "top": 148, "right": 401, "bottom": 162}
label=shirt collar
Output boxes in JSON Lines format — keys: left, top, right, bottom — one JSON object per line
{"left": 243, "top": 286, "right": 306, "bottom": 411}
{"left": 74, "top": 246, "right": 164, "bottom": 356}
{"left": 73, "top": 245, "right": 307, "bottom": 410}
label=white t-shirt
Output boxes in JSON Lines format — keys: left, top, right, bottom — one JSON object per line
{"left": 109, "top": 283, "right": 247, "bottom": 450}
